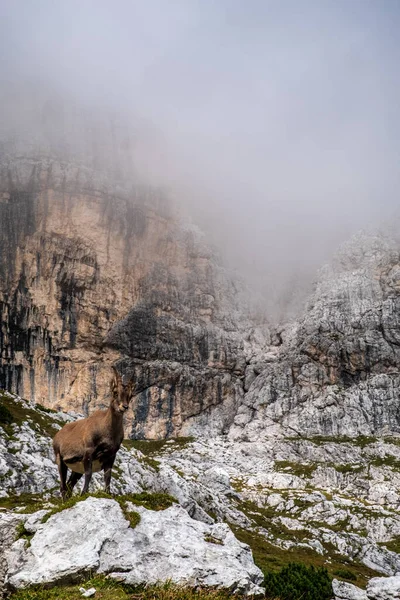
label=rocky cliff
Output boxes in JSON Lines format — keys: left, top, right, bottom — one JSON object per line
{"left": 234, "top": 231, "right": 400, "bottom": 439}
{"left": 0, "top": 153, "right": 265, "bottom": 438}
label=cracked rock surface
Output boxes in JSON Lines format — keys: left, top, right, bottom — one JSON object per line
{"left": 5, "top": 497, "right": 264, "bottom": 596}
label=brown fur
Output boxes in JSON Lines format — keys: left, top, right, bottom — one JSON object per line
{"left": 53, "top": 368, "right": 133, "bottom": 499}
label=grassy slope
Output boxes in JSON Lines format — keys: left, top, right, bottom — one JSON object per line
{"left": 9, "top": 577, "right": 236, "bottom": 600}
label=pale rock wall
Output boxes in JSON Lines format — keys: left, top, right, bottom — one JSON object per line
{"left": 0, "top": 154, "right": 264, "bottom": 437}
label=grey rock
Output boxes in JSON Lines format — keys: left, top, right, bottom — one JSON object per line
{"left": 332, "top": 579, "right": 368, "bottom": 600}
{"left": 367, "top": 575, "right": 400, "bottom": 599}
{"left": 6, "top": 497, "right": 264, "bottom": 596}
{"left": 79, "top": 587, "right": 96, "bottom": 597}
{"left": 240, "top": 232, "right": 400, "bottom": 439}
{"left": 0, "top": 512, "right": 23, "bottom": 598}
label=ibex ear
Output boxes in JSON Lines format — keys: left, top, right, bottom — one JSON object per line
{"left": 127, "top": 379, "right": 135, "bottom": 399}
{"left": 110, "top": 366, "right": 121, "bottom": 396}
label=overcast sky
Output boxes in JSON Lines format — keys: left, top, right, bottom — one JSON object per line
{"left": 0, "top": 0, "right": 399, "bottom": 318}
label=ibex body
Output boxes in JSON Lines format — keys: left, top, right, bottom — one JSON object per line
{"left": 53, "top": 368, "right": 133, "bottom": 499}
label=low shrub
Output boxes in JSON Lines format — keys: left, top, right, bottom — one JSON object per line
{"left": 0, "top": 403, "right": 14, "bottom": 425}
{"left": 264, "top": 562, "right": 332, "bottom": 600}
{"left": 333, "top": 568, "right": 357, "bottom": 581}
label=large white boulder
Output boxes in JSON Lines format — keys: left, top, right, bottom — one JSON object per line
{"left": 6, "top": 497, "right": 264, "bottom": 596}
{"left": 332, "top": 578, "right": 368, "bottom": 600}
{"left": 367, "top": 575, "right": 400, "bottom": 599}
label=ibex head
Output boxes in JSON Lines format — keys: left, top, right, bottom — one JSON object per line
{"left": 110, "top": 366, "right": 134, "bottom": 414}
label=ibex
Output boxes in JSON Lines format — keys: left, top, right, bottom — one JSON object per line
{"left": 53, "top": 368, "right": 134, "bottom": 499}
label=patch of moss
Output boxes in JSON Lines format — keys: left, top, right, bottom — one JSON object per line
{"left": 286, "top": 435, "right": 377, "bottom": 448}
{"left": 371, "top": 455, "right": 400, "bottom": 471}
{"left": 276, "top": 459, "right": 365, "bottom": 478}
{"left": 173, "top": 467, "right": 185, "bottom": 478}
{"left": 121, "top": 505, "right": 141, "bottom": 529}
{"left": 0, "top": 492, "right": 52, "bottom": 513}
{"left": 0, "top": 392, "right": 60, "bottom": 437}
{"left": 232, "top": 525, "right": 380, "bottom": 588}
{"left": 123, "top": 492, "right": 176, "bottom": 511}
{"left": 112, "top": 464, "right": 124, "bottom": 481}
{"left": 141, "top": 456, "right": 161, "bottom": 472}
{"left": 35, "top": 403, "right": 59, "bottom": 414}
{"left": 307, "top": 517, "right": 351, "bottom": 534}
{"left": 231, "top": 478, "right": 246, "bottom": 492}
{"left": 275, "top": 461, "right": 318, "bottom": 478}
{"left": 15, "top": 521, "right": 34, "bottom": 546}
{"left": 235, "top": 498, "right": 311, "bottom": 543}
{"left": 204, "top": 534, "right": 224, "bottom": 545}
{"left": 333, "top": 464, "right": 363, "bottom": 474}
{"left": 122, "top": 437, "right": 194, "bottom": 456}
{"left": 40, "top": 491, "right": 176, "bottom": 524}
{"left": 379, "top": 536, "right": 400, "bottom": 553}
{"left": 383, "top": 436, "right": 400, "bottom": 447}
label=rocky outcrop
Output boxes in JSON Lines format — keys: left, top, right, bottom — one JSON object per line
{"left": 0, "top": 512, "right": 23, "bottom": 599}
{"left": 332, "top": 579, "right": 368, "bottom": 600}
{"left": 5, "top": 393, "right": 400, "bottom": 594}
{"left": 5, "top": 498, "right": 264, "bottom": 596}
{"left": 235, "top": 232, "right": 400, "bottom": 438}
{"left": 333, "top": 576, "right": 400, "bottom": 600}
{"left": 0, "top": 154, "right": 265, "bottom": 437}
{"left": 366, "top": 575, "right": 400, "bottom": 599}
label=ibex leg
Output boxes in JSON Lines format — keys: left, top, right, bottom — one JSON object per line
{"left": 57, "top": 455, "right": 68, "bottom": 500}
{"left": 103, "top": 455, "right": 116, "bottom": 495}
{"left": 66, "top": 471, "right": 83, "bottom": 498}
{"left": 81, "top": 453, "right": 93, "bottom": 495}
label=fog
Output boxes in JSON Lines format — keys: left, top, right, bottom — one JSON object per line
{"left": 0, "top": 0, "right": 400, "bottom": 319}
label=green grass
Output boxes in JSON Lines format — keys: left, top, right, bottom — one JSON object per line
{"left": 275, "top": 460, "right": 364, "bottom": 477}
{"left": 123, "top": 437, "right": 194, "bottom": 456}
{"left": 285, "top": 436, "right": 377, "bottom": 448}
{"left": 0, "top": 489, "right": 176, "bottom": 521}
{"left": 123, "top": 492, "right": 176, "bottom": 511}
{"left": 274, "top": 461, "right": 318, "bottom": 478}
{"left": 370, "top": 455, "right": 400, "bottom": 471}
{"left": 34, "top": 403, "right": 59, "bottom": 414}
{"left": 41, "top": 491, "right": 176, "bottom": 523}
{"left": 235, "top": 498, "right": 311, "bottom": 544}
{"left": 0, "top": 492, "right": 53, "bottom": 513}
{"left": 122, "top": 438, "right": 195, "bottom": 472}
{"left": 204, "top": 534, "right": 224, "bottom": 545}
{"left": 9, "top": 576, "right": 236, "bottom": 600}
{"left": 15, "top": 521, "right": 34, "bottom": 546}
{"left": 0, "top": 392, "right": 60, "bottom": 437}
{"left": 383, "top": 437, "right": 400, "bottom": 446}
{"left": 334, "top": 464, "right": 363, "bottom": 474}
{"left": 232, "top": 525, "right": 379, "bottom": 588}
{"left": 379, "top": 536, "right": 400, "bottom": 553}
{"left": 121, "top": 506, "right": 141, "bottom": 529}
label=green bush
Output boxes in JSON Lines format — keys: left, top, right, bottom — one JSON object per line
{"left": 264, "top": 562, "right": 332, "bottom": 600}
{"left": 333, "top": 568, "right": 357, "bottom": 581}
{"left": 0, "top": 403, "right": 13, "bottom": 425}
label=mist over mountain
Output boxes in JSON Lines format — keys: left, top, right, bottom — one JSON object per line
{"left": 1, "top": 1, "right": 400, "bottom": 319}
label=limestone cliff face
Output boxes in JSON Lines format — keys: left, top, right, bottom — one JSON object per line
{"left": 0, "top": 154, "right": 260, "bottom": 438}
{"left": 235, "top": 232, "right": 400, "bottom": 438}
